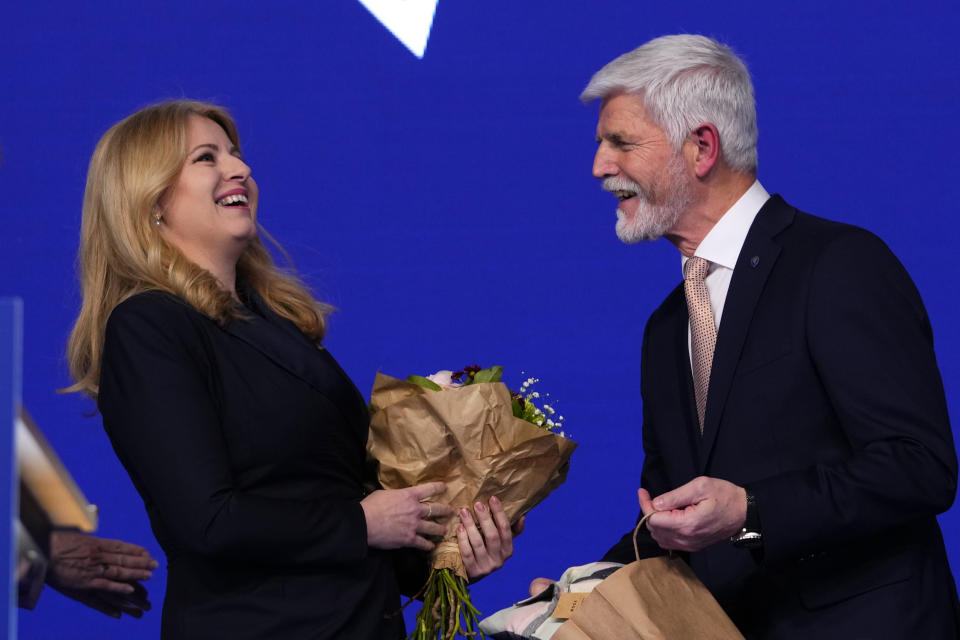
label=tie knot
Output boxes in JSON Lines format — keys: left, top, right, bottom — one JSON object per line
{"left": 684, "top": 256, "right": 711, "bottom": 282}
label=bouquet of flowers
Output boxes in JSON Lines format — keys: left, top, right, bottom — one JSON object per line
{"left": 367, "top": 366, "right": 577, "bottom": 640}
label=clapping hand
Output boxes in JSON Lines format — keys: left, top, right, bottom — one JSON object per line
{"left": 46, "top": 530, "right": 158, "bottom": 618}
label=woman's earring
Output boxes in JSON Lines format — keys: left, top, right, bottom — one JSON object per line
{"left": 153, "top": 214, "right": 162, "bottom": 227}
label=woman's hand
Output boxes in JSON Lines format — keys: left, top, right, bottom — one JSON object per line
{"left": 457, "top": 496, "right": 525, "bottom": 581}
{"left": 361, "top": 482, "right": 453, "bottom": 551}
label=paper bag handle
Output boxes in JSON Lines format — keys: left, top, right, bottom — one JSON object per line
{"left": 633, "top": 511, "right": 674, "bottom": 561}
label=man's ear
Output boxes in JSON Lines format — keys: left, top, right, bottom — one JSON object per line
{"left": 688, "top": 123, "right": 721, "bottom": 178}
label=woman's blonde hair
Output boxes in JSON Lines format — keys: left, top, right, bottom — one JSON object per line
{"left": 66, "top": 99, "right": 331, "bottom": 398}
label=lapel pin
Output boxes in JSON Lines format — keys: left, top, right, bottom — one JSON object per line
{"left": 750, "top": 255, "right": 760, "bottom": 268}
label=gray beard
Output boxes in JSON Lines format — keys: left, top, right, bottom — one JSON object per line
{"left": 611, "top": 154, "right": 693, "bottom": 244}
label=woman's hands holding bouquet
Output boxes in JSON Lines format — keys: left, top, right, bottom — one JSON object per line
{"left": 361, "top": 482, "right": 453, "bottom": 551}
{"left": 362, "top": 484, "right": 522, "bottom": 578}
{"left": 457, "top": 495, "right": 525, "bottom": 580}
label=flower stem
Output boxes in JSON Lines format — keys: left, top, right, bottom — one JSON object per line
{"left": 408, "top": 568, "right": 484, "bottom": 640}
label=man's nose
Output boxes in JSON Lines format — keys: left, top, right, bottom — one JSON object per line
{"left": 592, "top": 145, "right": 617, "bottom": 179}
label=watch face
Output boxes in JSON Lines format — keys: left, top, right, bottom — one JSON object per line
{"left": 732, "top": 530, "right": 763, "bottom": 549}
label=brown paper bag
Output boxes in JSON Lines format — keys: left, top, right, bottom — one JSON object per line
{"left": 552, "top": 555, "right": 744, "bottom": 640}
{"left": 553, "top": 514, "right": 744, "bottom": 640}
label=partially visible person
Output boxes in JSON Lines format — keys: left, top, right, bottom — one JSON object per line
{"left": 65, "top": 100, "right": 515, "bottom": 639}
{"left": 1, "top": 133, "right": 155, "bottom": 622}
{"left": 18, "top": 529, "right": 156, "bottom": 618}
{"left": 532, "top": 34, "right": 959, "bottom": 638}
{"left": 45, "top": 529, "right": 156, "bottom": 618}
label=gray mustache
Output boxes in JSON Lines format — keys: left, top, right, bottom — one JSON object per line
{"left": 602, "top": 176, "right": 642, "bottom": 194}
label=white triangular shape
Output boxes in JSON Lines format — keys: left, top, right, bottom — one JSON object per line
{"left": 357, "top": 0, "right": 439, "bottom": 59}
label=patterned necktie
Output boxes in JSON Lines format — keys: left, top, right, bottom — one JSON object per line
{"left": 684, "top": 256, "right": 717, "bottom": 433}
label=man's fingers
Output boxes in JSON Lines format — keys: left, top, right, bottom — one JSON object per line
{"left": 652, "top": 477, "right": 704, "bottom": 511}
{"left": 647, "top": 501, "right": 692, "bottom": 534}
{"left": 101, "top": 564, "right": 154, "bottom": 583}
{"left": 529, "top": 577, "right": 553, "bottom": 597}
{"left": 125, "top": 582, "right": 151, "bottom": 609}
{"left": 102, "top": 538, "right": 151, "bottom": 557}
{"left": 88, "top": 577, "right": 137, "bottom": 595}
{"left": 118, "top": 601, "right": 145, "bottom": 619}
{"left": 100, "top": 551, "right": 157, "bottom": 572}
{"left": 97, "top": 591, "right": 146, "bottom": 618}
{"left": 638, "top": 488, "right": 656, "bottom": 516}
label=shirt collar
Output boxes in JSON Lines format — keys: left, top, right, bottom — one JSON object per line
{"left": 681, "top": 180, "right": 770, "bottom": 274}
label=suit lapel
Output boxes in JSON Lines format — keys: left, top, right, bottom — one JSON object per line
{"left": 698, "top": 196, "right": 794, "bottom": 470}
{"left": 223, "top": 286, "right": 369, "bottom": 431}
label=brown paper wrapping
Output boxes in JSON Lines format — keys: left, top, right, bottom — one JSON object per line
{"left": 368, "top": 373, "right": 578, "bottom": 577}
{"left": 552, "top": 555, "right": 745, "bottom": 639}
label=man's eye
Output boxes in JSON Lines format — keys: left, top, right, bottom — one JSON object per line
{"left": 194, "top": 152, "right": 215, "bottom": 163}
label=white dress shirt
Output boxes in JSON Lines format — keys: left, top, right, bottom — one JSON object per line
{"left": 682, "top": 180, "right": 770, "bottom": 363}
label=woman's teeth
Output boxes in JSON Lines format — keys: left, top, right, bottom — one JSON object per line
{"left": 216, "top": 194, "right": 249, "bottom": 207}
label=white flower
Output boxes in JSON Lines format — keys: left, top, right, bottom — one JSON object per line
{"left": 426, "top": 370, "right": 462, "bottom": 389}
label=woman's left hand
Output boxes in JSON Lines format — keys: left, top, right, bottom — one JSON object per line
{"left": 456, "top": 496, "right": 526, "bottom": 581}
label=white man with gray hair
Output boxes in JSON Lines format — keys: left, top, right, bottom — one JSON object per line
{"left": 532, "top": 34, "right": 960, "bottom": 638}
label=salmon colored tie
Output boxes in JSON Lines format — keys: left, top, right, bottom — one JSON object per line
{"left": 684, "top": 256, "right": 716, "bottom": 433}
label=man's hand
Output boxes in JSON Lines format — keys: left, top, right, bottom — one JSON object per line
{"left": 640, "top": 477, "right": 747, "bottom": 552}
{"left": 456, "top": 496, "right": 524, "bottom": 581}
{"left": 46, "top": 530, "right": 158, "bottom": 618}
{"left": 528, "top": 577, "right": 553, "bottom": 597}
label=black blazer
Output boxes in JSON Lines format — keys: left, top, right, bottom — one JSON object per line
{"left": 604, "top": 196, "right": 960, "bottom": 638}
{"left": 99, "top": 289, "right": 425, "bottom": 639}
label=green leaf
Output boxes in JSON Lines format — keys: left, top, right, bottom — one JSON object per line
{"left": 473, "top": 365, "right": 503, "bottom": 384}
{"left": 511, "top": 398, "right": 523, "bottom": 419}
{"left": 406, "top": 375, "right": 443, "bottom": 391}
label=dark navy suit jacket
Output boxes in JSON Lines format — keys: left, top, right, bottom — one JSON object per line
{"left": 603, "top": 195, "right": 960, "bottom": 638}
{"left": 99, "top": 288, "right": 426, "bottom": 639}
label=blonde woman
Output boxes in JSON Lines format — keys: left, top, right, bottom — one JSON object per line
{"left": 67, "top": 101, "right": 515, "bottom": 639}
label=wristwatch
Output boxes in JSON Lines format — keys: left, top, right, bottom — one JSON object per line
{"left": 730, "top": 490, "right": 762, "bottom": 549}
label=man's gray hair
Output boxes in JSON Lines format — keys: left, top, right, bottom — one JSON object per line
{"left": 581, "top": 34, "right": 758, "bottom": 173}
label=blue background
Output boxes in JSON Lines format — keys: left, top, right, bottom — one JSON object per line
{"left": 2, "top": 1, "right": 958, "bottom": 637}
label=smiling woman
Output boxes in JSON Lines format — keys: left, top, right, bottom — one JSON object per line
{"left": 155, "top": 115, "right": 258, "bottom": 295}
{"left": 65, "top": 100, "right": 322, "bottom": 388}
{"left": 61, "top": 100, "right": 517, "bottom": 639}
